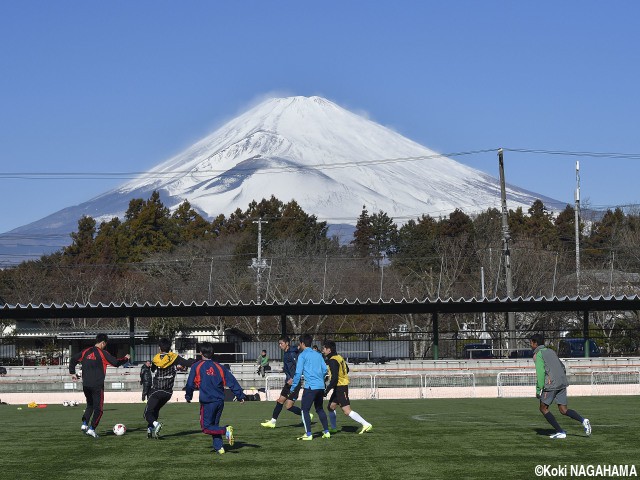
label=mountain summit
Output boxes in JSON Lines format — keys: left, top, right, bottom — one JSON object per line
{"left": 115, "top": 95, "right": 553, "bottom": 223}
{"left": 1, "top": 96, "right": 560, "bottom": 263}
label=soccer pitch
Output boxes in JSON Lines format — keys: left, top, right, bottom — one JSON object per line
{"left": 1, "top": 397, "right": 638, "bottom": 480}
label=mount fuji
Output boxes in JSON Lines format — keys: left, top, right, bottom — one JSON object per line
{"left": 0, "top": 96, "right": 562, "bottom": 264}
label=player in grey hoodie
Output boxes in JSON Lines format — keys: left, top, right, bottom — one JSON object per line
{"left": 530, "top": 333, "right": 591, "bottom": 439}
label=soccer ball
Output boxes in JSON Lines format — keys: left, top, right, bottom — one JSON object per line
{"left": 62, "top": 401, "right": 69, "bottom": 407}
{"left": 113, "top": 423, "right": 127, "bottom": 436}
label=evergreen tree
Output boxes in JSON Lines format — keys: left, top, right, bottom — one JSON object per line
{"left": 584, "top": 208, "right": 626, "bottom": 264}
{"left": 525, "top": 200, "right": 557, "bottom": 249}
{"left": 394, "top": 215, "right": 439, "bottom": 273}
{"left": 369, "top": 210, "right": 398, "bottom": 265}
{"left": 554, "top": 205, "right": 577, "bottom": 252}
{"left": 172, "top": 200, "right": 212, "bottom": 241}
{"left": 120, "top": 191, "right": 178, "bottom": 262}
{"left": 351, "top": 206, "right": 373, "bottom": 258}
{"left": 63, "top": 216, "right": 96, "bottom": 263}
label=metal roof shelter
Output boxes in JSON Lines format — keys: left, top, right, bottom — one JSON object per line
{"left": 2, "top": 295, "right": 639, "bottom": 359}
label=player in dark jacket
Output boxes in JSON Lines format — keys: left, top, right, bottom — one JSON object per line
{"left": 144, "top": 338, "right": 194, "bottom": 438}
{"left": 69, "top": 333, "right": 130, "bottom": 438}
{"left": 260, "top": 336, "right": 307, "bottom": 428}
{"left": 185, "top": 342, "right": 245, "bottom": 455}
{"left": 140, "top": 361, "right": 153, "bottom": 401}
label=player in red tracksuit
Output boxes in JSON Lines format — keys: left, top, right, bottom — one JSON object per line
{"left": 69, "top": 333, "right": 130, "bottom": 438}
{"left": 185, "top": 342, "right": 245, "bottom": 455}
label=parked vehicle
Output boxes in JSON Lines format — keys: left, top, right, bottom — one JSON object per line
{"left": 463, "top": 343, "right": 493, "bottom": 359}
{"left": 508, "top": 349, "right": 534, "bottom": 359}
{"left": 558, "top": 338, "right": 601, "bottom": 358}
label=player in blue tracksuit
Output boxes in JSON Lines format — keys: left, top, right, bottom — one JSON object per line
{"left": 289, "top": 333, "right": 330, "bottom": 440}
{"left": 185, "top": 342, "right": 245, "bottom": 454}
{"left": 261, "top": 336, "right": 307, "bottom": 428}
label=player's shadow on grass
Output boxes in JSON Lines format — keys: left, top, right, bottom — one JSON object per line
{"left": 158, "top": 429, "right": 202, "bottom": 438}
{"left": 209, "top": 441, "right": 262, "bottom": 454}
{"left": 534, "top": 428, "right": 562, "bottom": 436}
{"left": 279, "top": 423, "right": 311, "bottom": 429}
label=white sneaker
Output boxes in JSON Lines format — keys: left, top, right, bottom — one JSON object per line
{"left": 153, "top": 422, "right": 163, "bottom": 439}
{"left": 583, "top": 418, "right": 591, "bottom": 436}
{"left": 549, "top": 431, "right": 566, "bottom": 439}
{"left": 85, "top": 428, "right": 99, "bottom": 438}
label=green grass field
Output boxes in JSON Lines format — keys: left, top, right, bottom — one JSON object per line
{"left": 1, "top": 396, "right": 638, "bottom": 480}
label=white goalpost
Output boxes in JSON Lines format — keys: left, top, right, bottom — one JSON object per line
{"left": 374, "top": 374, "right": 424, "bottom": 399}
{"left": 591, "top": 370, "right": 640, "bottom": 396}
{"left": 423, "top": 373, "right": 476, "bottom": 398}
{"left": 497, "top": 371, "right": 536, "bottom": 398}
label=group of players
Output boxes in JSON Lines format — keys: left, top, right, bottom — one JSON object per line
{"left": 69, "top": 331, "right": 588, "bottom": 454}
{"left": 68, "top": 332, "right": 371, "bottom": 453}
{"left": 260, "top": 334, "right": 372, "bottom": 439}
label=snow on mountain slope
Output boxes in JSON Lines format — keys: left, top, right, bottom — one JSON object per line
{"left": 1, "top": 95, "right": 562, "bottom": 263}
{"left": 113, "top": 96, "right": 549, "bottom": 223}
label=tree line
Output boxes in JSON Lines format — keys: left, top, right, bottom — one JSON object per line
{"left": 1, "top": 192, "right": 639, "bottom": 354}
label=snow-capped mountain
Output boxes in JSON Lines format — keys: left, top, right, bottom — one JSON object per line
{"left": 0, "top": 96, "right": 562, "bottom": 264}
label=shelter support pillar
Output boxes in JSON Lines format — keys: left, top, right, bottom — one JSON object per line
{"left": 583, "top": 310, "right": 590, "bottom": 358}
{"left": 432, "top": 312, "right": 439, "bottom": 360}
{"left": 128, "top": 316, "right": 135, "bottom": 362}
{"left": 280, "top": 314, "right": 287, "bottom": 339}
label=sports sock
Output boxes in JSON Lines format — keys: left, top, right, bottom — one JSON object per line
{"left": 565, "top": 409, "right": 584, "bottom": 423}
{"left": 272, "top": 402, "right": 284, "bottom": 419}
{"left": 328, "top": 409, "right": 337, "bottom": 429}
{"left": 543, "top": 412, "right": 563, "bottom": 432}
{"left": 348, "top": 410, "right": 368, "bottom": 426}
{"left": 288, "top": 405, "right": 302, "bottom": 416}
{"left": 316, "top": 409, "right": 329, "bottom": 431}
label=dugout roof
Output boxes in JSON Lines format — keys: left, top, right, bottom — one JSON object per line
{"left": 1, "top": 295, "right": 639, "bottom": 320}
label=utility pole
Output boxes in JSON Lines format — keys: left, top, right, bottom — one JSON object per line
{"left": 575, "top": 160, "right": 581, "bottom": 296}
{"left": 251, "top": 218, "right": 268, "bottom": 337}
{"left": 498, "top": 149, "right": 516, "bottom": 354}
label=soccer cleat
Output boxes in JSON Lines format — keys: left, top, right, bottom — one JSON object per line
{"left": 359, "top": 424, "right": 373, "bottom": 435}
{"left": 297, "top": 434, "right": 313, "bottom": 441}
{"left": 217, "top": 447, "right": 225, "bottom": 455}
{"left": 329, "top": 428, "right": 338, "bottom": 434}
{"left": 153, "top": 422, "right": 162, "bottom": 439}
{"left": 322, "top": 432, "right": 331, "bottom": 439}
{"left": 80, "top": 424, "right": 88, "bottom": 432}
{"left": 260, "top": 420, "right": 276, "bottom": 428}
{"left": 226, "top": 425, "right": 234, "bottom": 446}
{"left": 583, "top": 418, "right": 592, "bottom": 436}
{"left": 85, "top": 428, "right": 99, "bottom": 439}
{"left": 549, "top": 431, "right": 567, "bottom": 439}
{"left": 147, "top": 428, "right": 152, "bottom": 439}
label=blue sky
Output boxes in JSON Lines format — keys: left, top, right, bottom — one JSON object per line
{"left": 1, "top": 1, "right": 639, "bottom": 234}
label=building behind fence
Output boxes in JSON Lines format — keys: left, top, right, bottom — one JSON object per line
{"left": 2, "top": 327, "right": 639, "bottom": 366}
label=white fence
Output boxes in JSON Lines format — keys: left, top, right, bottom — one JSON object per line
{"left": 264, "top": 372, "right": 476, "bottom": 400}
{"left": 264, "top": 368, "right": 640, "bottom": 400}
{"left": 497, "top": 369, "right": 640, "bottom": 398}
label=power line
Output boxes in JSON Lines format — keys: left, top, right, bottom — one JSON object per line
{"left": 502, "top": 148, "right": 640, "bottom": 160}
{"left": 4, "top": 147, "right": 640, "bottom": 180}
{"left": 0, "top": 149, "right": 498, "bottom": 180}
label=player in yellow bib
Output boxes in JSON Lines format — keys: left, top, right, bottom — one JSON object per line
{"left": 322, "top": 340, "right": 372, "bottom": 434}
